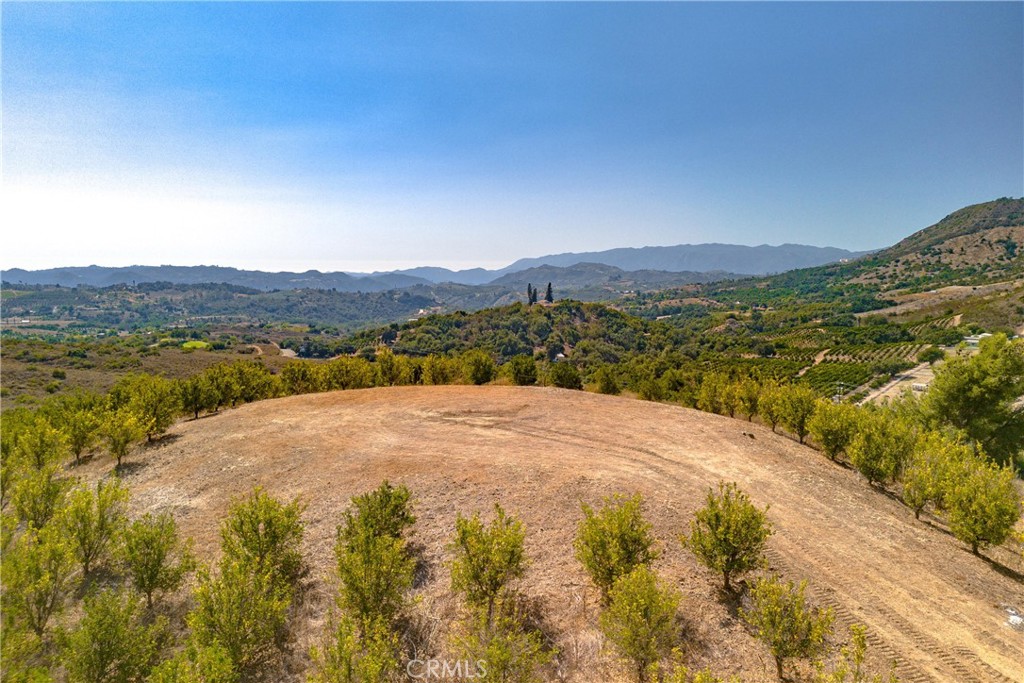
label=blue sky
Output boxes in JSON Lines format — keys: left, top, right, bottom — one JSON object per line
{"left": 3, "top": 2, "right": 1022, "bottom": 272}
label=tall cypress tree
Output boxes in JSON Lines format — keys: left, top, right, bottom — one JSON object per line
{"left": 526, "top": 284, "right": 534, "bottom": 305}
{"left": 544, "top": 283, "right": 553, "bottom": 303}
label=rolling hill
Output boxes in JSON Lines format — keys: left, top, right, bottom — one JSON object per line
{"left": 850, "top": 198, "right": 1024, "bottom": 289}
{"left": 75, "top": 386, "right": 1023, "bottom": 683}
{"left": 880, "top": 199, "right": 1024, "bottom": 259}
{"left": 650, "top": 198, "right": 1024, "bottom": 320}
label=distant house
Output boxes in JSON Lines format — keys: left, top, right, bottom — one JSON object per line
{"left": 964, "top": 333, "right": 993, "bottom": 347}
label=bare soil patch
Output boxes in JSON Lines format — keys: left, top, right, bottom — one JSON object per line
{"left": 855, "top": 280, "right": 1022, "bottom": 320}
{"left": 78, "top": 386, "right": 1023, "bottom": 682}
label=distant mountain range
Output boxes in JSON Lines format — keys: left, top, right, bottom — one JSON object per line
{"left": 489, "top": 243, "right": 869, "bottom": 278}
{"left": 3, "top": 243, "right": 867, "bottom": 291}
{"left": 0, "top": 265, "right": 431, "bottom": 292}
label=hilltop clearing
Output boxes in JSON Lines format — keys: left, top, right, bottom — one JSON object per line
{"left": 76, "top": 386, "right": 1023, "bottom": 683}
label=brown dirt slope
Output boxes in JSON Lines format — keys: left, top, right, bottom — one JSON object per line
{"left": 88, "top": 386, "right": 1023, "bottom": 683}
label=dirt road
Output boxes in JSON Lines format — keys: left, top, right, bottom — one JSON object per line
{"left": 858, "top": 362, "right": 936, "bottom": 405}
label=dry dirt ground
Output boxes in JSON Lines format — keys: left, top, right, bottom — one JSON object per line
{"left": 78, "top": 386, "right": 1023, "bottom": 683}
{"left": 854, "top": 280, "right": 1021, "bottom": 321}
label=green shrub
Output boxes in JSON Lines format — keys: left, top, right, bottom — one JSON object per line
{"left": 742, "top": 575, "right": 833, "bottom": 681}
{"left": 220, "top": 487, "right": 306, "bottom": 587}
{"left": 814, "top": 623, "right": 897, "bottom": 683}
{"left": 947, "top": 459, "right": 1022, "bottom": 555}
{"left": 307, "top": 614, "right": 399, "bottom": 683}
{"left": 807, "top": 402, "right": 861, "bottom": 461}
{"left": 848, "top": 413, "right": 916, "bottom": 485}
{"left": 574, "top": 494, "right": 658, "bottom": 603}
{"left": 108, "top": 373, "right": 179, "bottom": 442}
{"left": 423, "top": 355, "right": 460, "bottom": 386}
{"left": 682, "top": 482, "right": 772, "bottom": 592}
{"left": 280, "top": 360, "right": 324, "bottom": 395}
{"left": 13, "top": 416, "right": 68, "bottom": 471}
{"left": 61, "top": 589, "right": 164, "bottom": 683}
{"left": 337, "top": 481, "right": 415, "bottom": 547}
{"left": 61, "top": 478, "right": 130, "bottom": 575}
{"left": 2, "top": 524, "right": 77, "bottom": 637}
{"left": 664, "top": 663, "right": 736, "bottom": 683}
{"left": 148, "top": 642, "right": 238, "bottom": 683}
{"left": 177, "top": 376, "right": 218, "bottom": 420}
{"left": 595, "top": 365, "right": 621, "bottom": 395}
{"left": 453, "top": 609, "right": 552, "bottom": 683}
{"left": 508, "top": 356, "right": 538, "bottom": 386}
{"left": 54, "top": 401, "right": 103, "bottom": 464}
{"left": 922, "top": 333, "right": 1024, "bottom": 466}
{"left": 735, "top": 378, "right": 761, "bottom": 421}
{"left": 900, "top": 433, "right": 971, "bottom": 519}
{"left": 335, "top": 514, "right": 415, "bottom": 628}
{"left": 916, "top": 346, "right": 945, "bottom": 366}
{"left": 11, "top": 464, "right": 72, "bottom": 531}
{"left": 101, "top": 409, "right": 145, "bottom": 468}
{"left": 758, "top": 382, "right": 785, "bottom": 432}
{"left": 0, "top": 622, "right": 52, "bottom": 683}
{"left": 463, "top": 349, "right": 497, "bottom": 385}
{"left": 600, "top": 566, "right": 680, "bottom": 683}
{"left": 548, "top": 362, "right": 583, "bottom": 390}
{"left": 120, "top": 512, "right": 195, "bottom": 608}
{"left": 187, "top": 560, "right": 291, "bottom": 673}
{"left": 697, "top": 373, "right": 731, "bottom": 416}
{"left": 779, "top": 385, "right": 818, "bottom": 444}
{"left": 374, "top": 347, "right": 413, "bottom": 387}
{"left": 450, "top": 504, "right": 527, "bottom": 626}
